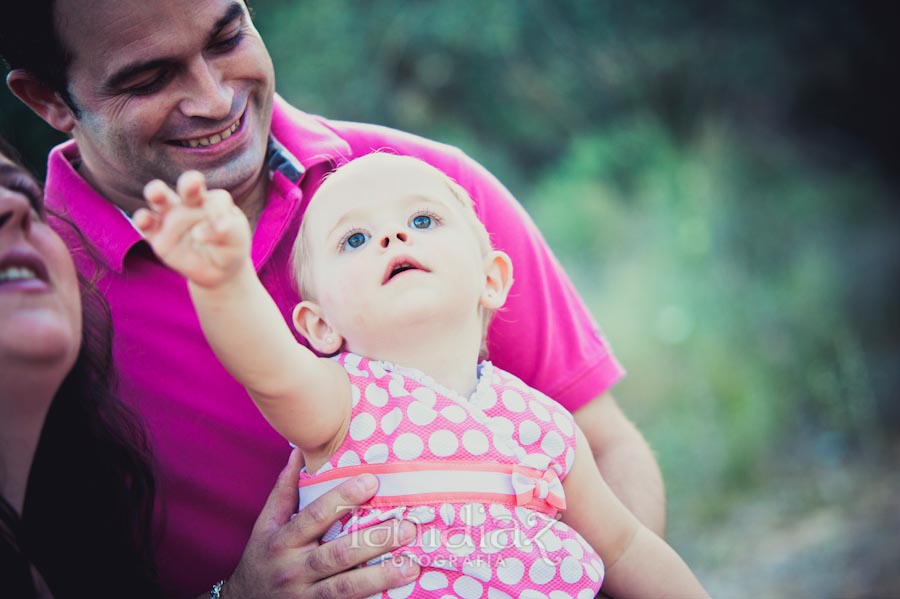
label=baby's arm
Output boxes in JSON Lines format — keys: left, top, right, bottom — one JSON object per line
{"left": 134, "top": 172, "right": 349, "bottom": 452}
{"left": 562, "top": 426, "right": 709, "bottom": 598}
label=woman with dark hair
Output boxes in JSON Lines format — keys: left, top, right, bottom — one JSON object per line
{"left": 0, "top": 136, "right": 161, "bottom": 598}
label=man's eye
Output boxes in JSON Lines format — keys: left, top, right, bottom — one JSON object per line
{"left": 123, "top": 72, "right": 168, "bottom": 96}
{"left": 212, "top": 30, "right": 244, "bottom": 52}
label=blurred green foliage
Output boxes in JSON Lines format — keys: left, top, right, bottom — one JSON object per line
{"left": 2, "top": 0, "right": 897, "bottom": 584}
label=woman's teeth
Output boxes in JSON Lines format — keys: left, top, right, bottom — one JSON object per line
{"left": 0, "top": 266, "right": 37, "bottom": 282}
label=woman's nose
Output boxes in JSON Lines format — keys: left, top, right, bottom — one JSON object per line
{"left": 0, "top": 189, "right": 32, "bottom": 235}
{"left": 380, "top": 231, "right": 408, "bottom": 249}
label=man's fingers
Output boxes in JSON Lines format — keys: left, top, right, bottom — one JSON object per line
{"left": 302, "top": 519, "right": 416, "bottom": 578}
{"left": 254, "top": 448, "right": 305, "bottom": 531}
{"left": 284, "top": 474, "right": 379, "bottom": 546}
{"left": 305, "top": 553, "right": 420, "bottom": 599}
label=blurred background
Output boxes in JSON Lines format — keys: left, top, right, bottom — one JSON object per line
{"left": 2, "top": 0, "right": 897, "bottom": 596}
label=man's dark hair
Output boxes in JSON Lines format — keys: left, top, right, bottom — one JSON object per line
{"left": 0, "top": 3, "right": 80, "bottom": 115}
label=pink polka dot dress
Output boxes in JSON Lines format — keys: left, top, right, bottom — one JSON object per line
{"left": 299, "top": 353, "right": 604, "bottom": 599}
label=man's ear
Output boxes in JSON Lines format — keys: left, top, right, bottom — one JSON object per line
{"left": 480, "top": 250, "right": 514, "bottom": 309}
{"left": 6, "top": 70, "right": 77, "bottom": 133}
{"left": 292, "top": 300, "right": 343, "bottom": 355}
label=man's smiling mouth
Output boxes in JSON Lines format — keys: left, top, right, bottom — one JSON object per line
{"left": 172, "top": 117, "right": 241, "bottom": 148}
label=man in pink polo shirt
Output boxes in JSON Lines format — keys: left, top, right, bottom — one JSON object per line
{"left": 2, "top": 1, "right": 664, "bottom": 597}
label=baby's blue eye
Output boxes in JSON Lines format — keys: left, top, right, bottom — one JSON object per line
{"left": 412, "top": 215, "right": 433, "bottom": 229}
{"left": 345, "top": 231, "right": 369, "bottom": 249}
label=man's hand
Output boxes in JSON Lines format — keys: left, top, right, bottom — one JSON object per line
{"left": 135, "top": 170, "right": 251, "bottom": 288}
{"left": 219, "top": 448, "right": 420, "bottom": 599}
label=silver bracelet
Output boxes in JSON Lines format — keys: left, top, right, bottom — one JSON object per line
{"left": 209, "top": 580, "right": 225, "bottom": 599}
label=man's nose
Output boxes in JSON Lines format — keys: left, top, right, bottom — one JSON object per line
{"left": 380, "top": 231, "right": 409, "bottom": 249}
{"left": 177, "top": 57, "right": 234, "bottom": 120}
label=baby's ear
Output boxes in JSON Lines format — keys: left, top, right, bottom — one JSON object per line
{"left": 480, "top": 250, "right": 514, "bottom": 309}
{"left": 292, "top": 300, "right": 343, "bottom": 355}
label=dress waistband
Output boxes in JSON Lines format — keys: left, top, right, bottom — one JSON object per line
{"left": 299, "top": 460, "right": 566, "bottom": 516}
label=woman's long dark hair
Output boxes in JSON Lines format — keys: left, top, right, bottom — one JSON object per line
{"left": 0, "top": 137, "right": 161, "bottom": 598}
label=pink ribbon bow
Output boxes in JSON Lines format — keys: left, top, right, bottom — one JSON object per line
{"left": 511, "top": 465, "right": 567, "bottom": 513}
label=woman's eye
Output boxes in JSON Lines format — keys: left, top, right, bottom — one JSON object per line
{"left": 411, "top": 214, "right": 433, "bottom": 229}
{"left": 344, "top": 231, "right": 370, "bottom": 250}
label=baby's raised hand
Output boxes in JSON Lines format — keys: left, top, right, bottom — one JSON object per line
{"left": 134, "top": 171, "right": 252, "bottom": 288}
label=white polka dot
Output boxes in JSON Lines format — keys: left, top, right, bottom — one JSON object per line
{"left": 447, "top": 533, "right": 475, "bottom": 557}
{"left": 562, "top": 538, "right": 585, "bottom": 559}
{"left": 459, "top": 503, "right": 487, "bottom": 526}
{"left": 521, "top": 591, "right": 548, "bottom": 599}
{"left": 515, "top": 507, "right": 537, "bottom": 528}
{"left": 492, "top": 417, "right": 515, "bottom": 437}
{"left": 488, "top": 589, "right": 513, "bottom": 599}
{"left": 369, "top": 361, "right": 386, "bottom": 378}
{"left": 343, "top": 354, "right": 365, "bottom": 376}
{"left": 364, "top": 444, "right": 388, "bottom": 464}
{"left": 528, "top": 558, "right": 556, "bottom": 584}
{"left": 420, "top": 529, "right": 442, "bottom": 553}
{"left": 537, "top": 529, "right": 562, "bottom": 553}
{"left": 337, "top": 451, "right": 360, "bottom": 467}
{"left": 462, "top": 560, "right": 492, "bottom": 582}
{"left": 387, "top": 581, "right": 415, "bottom": 598}
{"left": 407, "top": 506, "right": 435, "bottom": 524}
{"left": 389, "top": 379, "right": 409, "bottom": 397}
{"left": 480, "top": 530, "right": 508, "bottom": 554}
{"left": 393, "top": 433, "right": 424, "bottom": 460}
{"left": 521, "top": 453, "right": 551, "bottom": 470}
{"left": 492, "top": 435, "right": 516, "bottom": 457}
{"left": 408, "top": 402, "right": 437, "bottom": 426}
{"left": 381, "top": 407, "right": 403, "bottom": 435}
{"left": 550, "top": 592, "right": 574, "bottom": 599}
{"left": 412, "top": 387, "right": 436, "bottom": 407}
{"left": 565, "top": 448, "right": 575, "bottom": 474}
{"left": 430, "top": 559, "right": 458, "bottom": 572}
{"left": 583, "top": 563, "right": 599, "bottom": 582}
{"left": 462, "top": 429, "right": 489, "bottom": 455}
{"left": 429, "top": 430, "right": 459, "bottom": 457}
{"left": 552, "top": 412, "right": 574, "bottom": 436}
{"left": 350, "top": 385, "right": 360, "bottom": 407}
{"left": 441, "top": 405, "right": 468, "bottom": 423}
{"left": 496, "top": 557, "right": 524, "bottom": 585}
{"left": 518, "top": 420, "right": 542, "bottom": 445}
{"left": 577, "top": 590, "right": 596, "bottom": 599}
{"left": 512, "top": 529, "right": 534, "bottom": 553}
{"left": 349, "top": 413, "right": 376, "bottom": 441}
{"left": 501, "top": 389, "right": 526, "bottom": 412}
{"left": 489, "top": 504, "right": 511, "bottom": 519}
{"left": 528, "top": 399, "right": 551, "bottom": 422}
{"left": 440, "top": 503, "right": 455, "bottom": 525}
{"left": 419, "top": 571, "right": 449, "bottom": 590}
{"left": 364, "top": 383, "right": 388, "bottom": 407}
{"left": 541, "top": 431, "right": 565, "bottom": 457}
{"left": 475, "top": 386, "right": 497, "bottom": 410}
{"left": 560, "top": 556, "right": 584, "bottom": 584}
{"left": 592, "top": 558, "right": 605, "bottom": 580}
{"left": 453, "top": 576, "right": 483, "bottom": 599}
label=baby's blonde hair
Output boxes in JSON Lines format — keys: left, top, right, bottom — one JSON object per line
{"left": 290, "top": 153, "right": 500, "bottom": 355}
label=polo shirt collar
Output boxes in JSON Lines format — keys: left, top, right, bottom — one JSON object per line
{"left": 44, "top": 94, "right": 352, "bottom": 273}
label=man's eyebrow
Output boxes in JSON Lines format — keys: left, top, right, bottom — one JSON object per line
{"left": 104, "top": 3, "right": 245, "bottom": 91}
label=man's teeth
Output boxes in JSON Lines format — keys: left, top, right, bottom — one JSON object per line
{"left": 179, "top": 120, "right": 240, "bottom": 148}
{"left": 0, "top": 266, "right": 37, "bottom": 282}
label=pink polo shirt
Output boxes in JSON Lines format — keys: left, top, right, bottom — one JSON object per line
{"left": 44, "top": 95, "right": 624, "bottom": 598}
